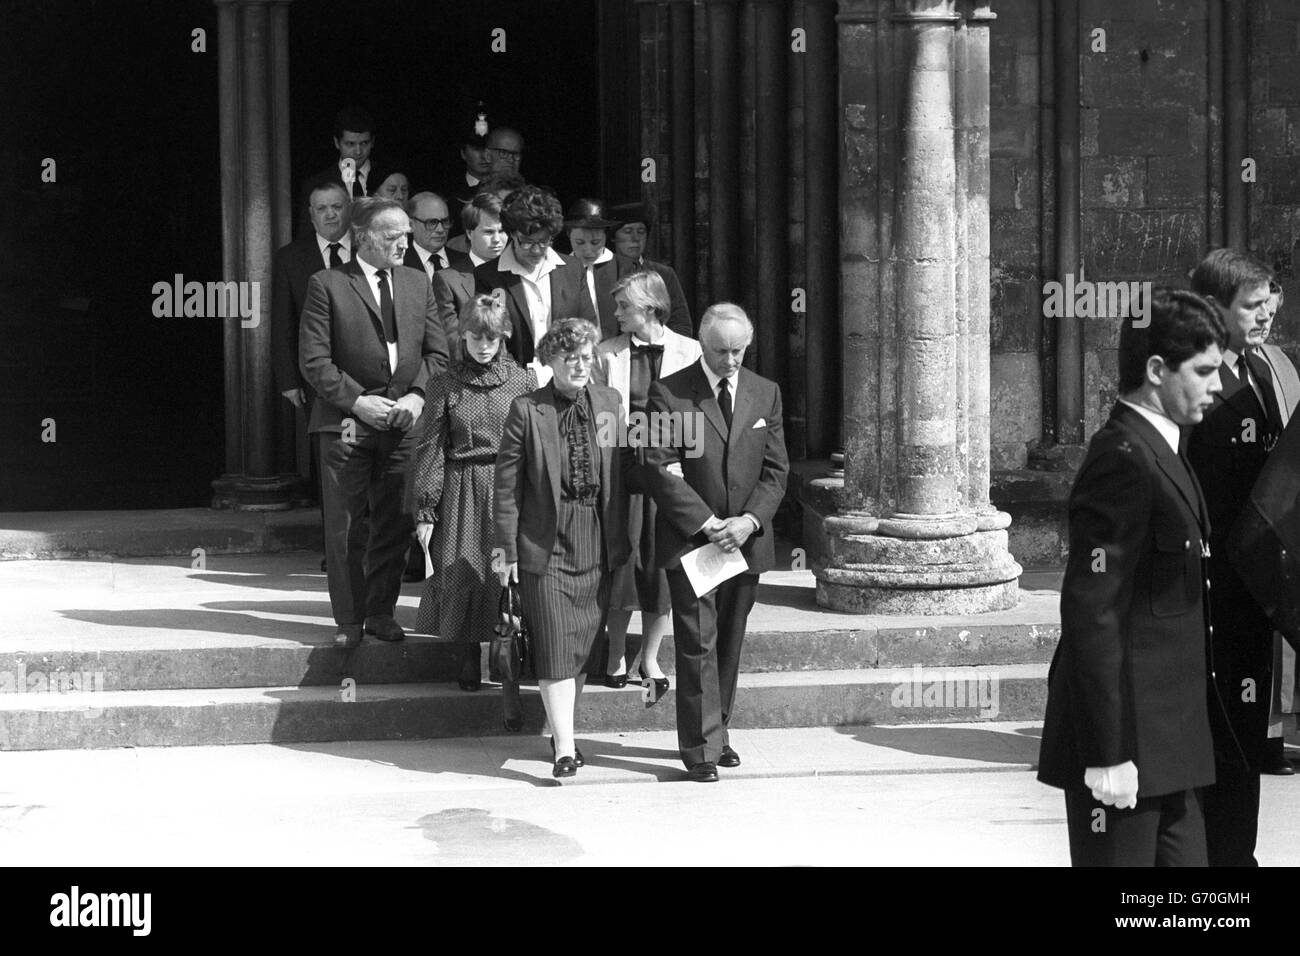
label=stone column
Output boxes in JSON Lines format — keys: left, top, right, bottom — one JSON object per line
{"left": 211, "top": 0, "right": 298, "bottom": 510}
{"left": 754, "top": 0, "right": 789, "bottom": 385}
{"left": 805, "top": 0, "right": 840, "bottom": 458}
{"left": 814, "top": 0, "right": 1020, "bottom": 613}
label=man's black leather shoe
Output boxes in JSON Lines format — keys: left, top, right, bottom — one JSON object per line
{"left": 686, "top": 762, "right": 719, "bottom": 783}
{"left": 333, "top": 628, "right": 362, "bottom": 649}
{"left": 364, "top": 616, "right": 405, "bottom": 642}
{"left": 718, "top": 746, "right": 741, "bottom": 768}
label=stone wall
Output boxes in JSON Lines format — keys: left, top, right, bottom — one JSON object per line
{"left": 989, "top": 0, "right": 1300, "bottom": 475}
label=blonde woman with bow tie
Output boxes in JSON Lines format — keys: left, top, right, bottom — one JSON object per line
{"left": 591, "top": 270, "right": 702, "bottom": 698}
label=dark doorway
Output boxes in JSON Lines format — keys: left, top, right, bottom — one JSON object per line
{"left": 3, "top": 0, "right": 605, "bottom": 512}
{"left": 289, "top": 0, "right": 601, "bottom": 207}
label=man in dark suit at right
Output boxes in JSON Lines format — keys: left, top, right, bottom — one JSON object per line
{"left": 1038, "top": 288, "right": 1230, "bottom": 866}
{"left": 1187, "top": 248, "right": 1281, "bottom": 866}
{"left": 643, "top": 303, "right": 789, "bottom": 783}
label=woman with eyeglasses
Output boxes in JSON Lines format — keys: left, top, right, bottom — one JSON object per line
{"left": 414, "top": 294, "right": 536, "bottom": 691}
{"left": 474, "top": 185, "right": 596, "bottom": 386}
{"left": 494, "top": 318, "right": 634, "bottom": 778}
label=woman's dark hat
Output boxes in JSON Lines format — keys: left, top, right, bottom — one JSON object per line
{"left": 564, "top": 198, "right": 621, "bottom": 229}
{"left": 607, "top": 201, "right": 651, "bottom": 227}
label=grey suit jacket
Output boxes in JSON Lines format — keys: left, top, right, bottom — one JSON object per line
{"left": 298, "top": 260, "right": 449, "bottom": 434}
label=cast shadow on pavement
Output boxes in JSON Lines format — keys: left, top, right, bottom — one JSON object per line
{"left": 836, "top": 723, "right": 1042, "bottom": 767}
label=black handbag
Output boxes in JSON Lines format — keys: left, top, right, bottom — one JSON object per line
{"left": 491, "top": 582, "right": 532, "bottom": 729}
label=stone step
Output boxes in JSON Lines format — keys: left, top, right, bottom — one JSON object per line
{"left": 0, "top": 618, "right": 1059, "bottom": 692}
{"left": 0, "top": 509, "right": 322, "bottom": 560}
{"left": 0, "top": 665, "right": 1047, "bottom": 750}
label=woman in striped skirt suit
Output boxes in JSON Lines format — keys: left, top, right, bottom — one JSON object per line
{"left": 494, "top": 318, "right": 633, "bottom": 777}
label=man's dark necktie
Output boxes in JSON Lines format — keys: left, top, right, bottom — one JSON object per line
{"left": 1244, "top": 350, "right": 1282, "bottom": 432}
{"left": 431, "top": 255, "right": 444, "bottom": 273}
{"left": 328, "top": 242, "right": 344, "bottom": 270}
{"left": 375, "top": 269, "right": 398, "bottom": 343}
{"left": 718, "top": 376, "right": 733, "bottom": 431}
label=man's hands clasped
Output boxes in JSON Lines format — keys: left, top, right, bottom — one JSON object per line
{"left": 351, "top": 393, "right": 424, "bottom": 431}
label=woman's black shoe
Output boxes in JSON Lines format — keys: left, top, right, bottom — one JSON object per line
{"left": 550, "top": 737, "right": 585, "bottom": 767}
{"left": 552, "top": 756, "right": 578, "bottom": 778}
{"left": 457, "top": 644, "right": 481, "bottom": 691}
{"left": 604, "top": 672, "right": 628, "bottom": 689}
{"left": 631, "top": 664, "right": 670, "bottom": 707}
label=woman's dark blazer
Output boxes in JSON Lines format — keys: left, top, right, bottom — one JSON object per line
{"left": 494, "top": 382, "right": 634, "bottom": 576}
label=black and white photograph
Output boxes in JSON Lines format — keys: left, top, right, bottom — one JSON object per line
{"left": 1, "top": 0, "right": 1298, "bottom": 928}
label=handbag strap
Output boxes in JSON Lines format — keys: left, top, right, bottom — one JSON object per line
{"left": 499, "top": 581, "right": 522, "bottom": 618}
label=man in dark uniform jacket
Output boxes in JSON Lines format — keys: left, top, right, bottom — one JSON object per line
{"left": 1186, "top": 249, "right": 1281, "bottom": 866}
{"left": 1038, "top": 288, "right": 1233, "bottom": 866}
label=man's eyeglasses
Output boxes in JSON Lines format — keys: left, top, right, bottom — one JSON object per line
{"left": 514, "top": 233, "right": 554, "bottom": 252}
{"left": 411, "top": 217, "right": 453, "bottom": 231}
{"left": 562, "top": 353, "right": 595, "bottom": 368}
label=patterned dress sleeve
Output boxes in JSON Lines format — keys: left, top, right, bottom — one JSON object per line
{"left": 413, "top": 370, "right": 452, "bottom": 524}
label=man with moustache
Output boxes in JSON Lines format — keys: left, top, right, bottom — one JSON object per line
{"left": 642, "top": 303, "right": 789, "bottom": 783}
{"left": 1038, "top": 289, "right": 1229, "bottom": 866}
{"left": 299, "top": 197, "right": 449, "bottom": 647}
{"left": 1186, "top": 249, "right": 1282, "bottom": 865}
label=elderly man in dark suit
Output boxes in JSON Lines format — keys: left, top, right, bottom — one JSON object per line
{"left": 1186, "top": 249, "right": 1282, "bottom": 866}
{"left": 474, "top": 185, "right": 595, "bottom": 380}
{"left": 403, "top": 192, "right": 470, "bottom": 281}
{"left": 273, "top": 180, "right": 353, "bottom": 569}
{"left": 299, "top": 197, "right": 449, "bottom": 647}
{"left": 1038, "top": 288, "right": 1235, "bottom": 866}
{"left": 273, "top": 181, "right": 353, "bottom": 413}
{"left": 642, "top": 303, "right": 789, "bottom": 783}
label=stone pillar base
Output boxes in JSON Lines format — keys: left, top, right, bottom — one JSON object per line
{"left": 211, "top": 474, "right": 302, "bottom": 511}
{"left": 814, "top": 512, "right": 1023, "bottom": 614}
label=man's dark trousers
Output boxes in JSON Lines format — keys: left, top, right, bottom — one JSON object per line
{"left": 320, "top": 425, "right": 418, "bottom": 629}
{"left": 1064, "top": 788, "right": 1208, "bottom": 867}
{"left": 666, "top": 570, "right": 758, "bottom": 768}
